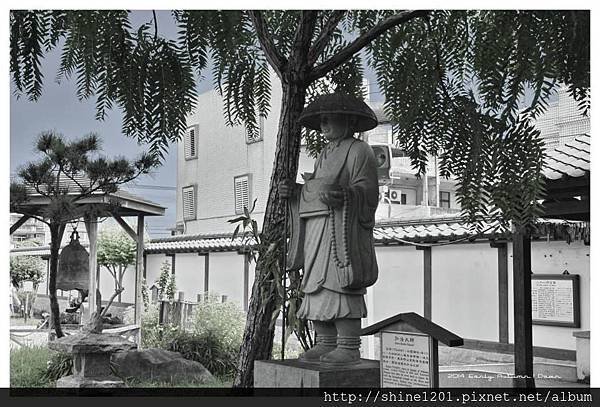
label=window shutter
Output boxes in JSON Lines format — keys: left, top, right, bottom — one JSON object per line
{"left": 182, "top": 186, "right": 196, "bottom": 220}
{"left": 185, "top": 126, "right": 198, "bottom": 159}
{"left": 234, "top": 175, "right": 251, "bottom": 214}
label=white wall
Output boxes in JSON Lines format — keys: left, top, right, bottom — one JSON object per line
{"left": 98, "top": 264, "right": 136, "bottom": 304}
{"left": 173, "top": 253, "right": 207, "bottom": 301}
{"left": 208, "top": 252, "right": 246, "bottom": 308}
{"left": 371, "top": 246, "right": 424, "bottom": 323}
{"left": 431, "top": 243, "right": 499, "bottom": 341}
{"left": 142, "top": 238, "right": 588, "bottom": 352}
{"left": 508, "top": 240, "right": 590, "bottom": 350}
{"left": 371, "top": 239, "right": 589, "bottom": 351}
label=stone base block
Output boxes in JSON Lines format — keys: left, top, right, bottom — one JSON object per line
{"left": 56, "top": 375, "right": 126, "bottom": 388}
{"left": 254, "top": 359, "right": 380, "bottom": 388}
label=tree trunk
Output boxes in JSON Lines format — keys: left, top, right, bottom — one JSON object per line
{"left": 233, "top": 75, "right": 307, "bottom": 387}
{"left": 48, "top": 223, "right": 66, "bottom": 338}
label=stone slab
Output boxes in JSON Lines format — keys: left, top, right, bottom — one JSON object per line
{"left": 48, "top": 333, "right": 137, "bottom": 354}
{"left": 56, "top": 375, "right": 126, "bottom": 388}
{"left": 254, "top": 359, "right": 380, "bottom": 388}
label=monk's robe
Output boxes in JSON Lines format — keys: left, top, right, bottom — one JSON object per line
{"left": 287, "top": 136, "right": 379, "bottom": 321}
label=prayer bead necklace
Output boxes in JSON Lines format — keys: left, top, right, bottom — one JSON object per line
{"left": 329, "top": 188, "right": 351, "bottom": 268}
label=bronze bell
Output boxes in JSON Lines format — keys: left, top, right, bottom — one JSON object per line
{"left": 57, "top": 229, "right": 89, "bottom": 293}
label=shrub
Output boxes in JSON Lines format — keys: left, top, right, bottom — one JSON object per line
{"left": 168, "top": 330, "right": 238, "bottom": 378}
{"left": 140, "top": 302, "right": 181, "bottom": 349}
{"left": 44, "top": 351, "right": 72, "bottom": 382}
{"left": 191, "top": 294, "right": 245, "bottom": 351}
{"left": 140, "top": 294, "right": 246, "bottom": 379}
{"left": 10, "top": 346, "right": 52, "bottom": 387}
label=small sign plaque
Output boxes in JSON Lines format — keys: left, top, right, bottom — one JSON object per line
{"left": 531, "top": 274, "right": 580, "bottom": 327}
{"left": 380, "top": 330, "right": 434, "bottom": 387}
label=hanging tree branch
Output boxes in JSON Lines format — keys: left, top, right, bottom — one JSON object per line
{"left": 309, "top": 10, "right": 429, "bottom": 81}
{"left": 249, "top": 11, "right": 287, "bottom": 77}
{"left": 307, "top": 10, "right": 346, "bottom": 66}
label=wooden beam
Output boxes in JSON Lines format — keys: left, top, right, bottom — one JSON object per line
{"left": 491, "top": 242, "right": 509, "bottom": 344}
{"left": 542, "top": 199, "right": 589, "bottom": 218}
{"left": 512, "top": 227, "right": 535, "bottom": 388}
{"left": 10, "top": 214, "right": 31, "bottom": 235}
{"left": 84, "top": 215, "right": 98, "bottom": 322}
{"left": 112, "top": 213, "right": 138, "bottom": 241}
{"left": 134, "top": 215, "right": 144, "bottom": 345}
{"left": 544, "top": 175, "right": 589, "bottom": 192}
{"left": 460, "top": 338, "right": 576, "bottom": 361}
{"left": 417, "top": 246, "right": 432, "bottom": 320}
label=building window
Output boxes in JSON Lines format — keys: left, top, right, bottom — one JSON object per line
{"left": 184, "top": 125, "right": 198, "bottom": 160}
{"left": 440, "top": 191, "right": 451, "bottom": 208}
{"left": 246, "top": 115, "right": 264, "bottom": 144}
{"left": 182, "top": 185, "right": 197, "bottom": 220}
{"left": 234, "top": 174, "right": 251, "bottom": 214}
{"left": 401, "top": 193, "right": 407, "bottom": 205}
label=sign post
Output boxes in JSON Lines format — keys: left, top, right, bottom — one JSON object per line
{"left": 362, "top": 312, "right": 462, "bottom": 388}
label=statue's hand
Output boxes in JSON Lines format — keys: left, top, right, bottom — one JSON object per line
{"left": 278, "top": 179, "right": 297, "bottom": 199}
{"left": 319, "top": 185, "right": 344, "bottom": 208}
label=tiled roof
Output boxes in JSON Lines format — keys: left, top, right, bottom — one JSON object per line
{"left": 144, "top": 217, "right": 507, "bottom": 253}
{"left": 145, "top": 233, "right": 249, "bottom": 254}
{"left": 543, "top": 134, "right": 590, "bottom": 180}
{"left": 373, "top": 218, "right": 505, "bottom": 244}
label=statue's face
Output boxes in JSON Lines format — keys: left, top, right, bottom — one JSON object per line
{"left": 320, "top": 114, "right": 351, "bottom": 141}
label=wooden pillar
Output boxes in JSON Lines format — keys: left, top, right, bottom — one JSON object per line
{"left": 491, "top": 241, "right": 509, "bottom": 343}
{"left": 204, "top": 253, "right": 210, "bottom": 295}
{"left": 417, "top": 246, "right": 432, "bottom": 320}
{"left": 84, "top": 215, "right": 98, "bottom": 322}
{"left": 512, "top": 227, "right": 535, "bottom": 388}
{"left": 134, "top": 215, "right": 145, "bottom": 342}
{"left": 143, "top": 253, "right": 147, "bottom": 279}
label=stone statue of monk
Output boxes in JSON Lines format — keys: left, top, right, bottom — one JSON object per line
{"left": 279, "top": 93, "right": 379, "bottom": 366}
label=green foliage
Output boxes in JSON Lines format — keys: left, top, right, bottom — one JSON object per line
{"left": 10, "top": 346, "right": 54, "bottom": 387}
{"left": 190, "top": 294, "right": 246, "bottom": 351}
{"left": 43, "top": 351, "right": 73, "bottom": 382}
{"left": 155, "top": 260, "right": 177, "bottom": 301}
{"left": 140, "top": 295, "right": 246, "bottom": 378}
{"left": 229, "top": 206, "right": 314, "bottom": 352}
{"left": 10, "top": 255, "right": 45, "bottom": 288}
{"left": 168, "top": 330, "right": 238, "bottom": 379}
{"left": 98, "top": 226, "right": 136, "bottom": 294}
{"left": 10, "top": 10, "right": 589, "bottom": 227}
{"left": 140, "top": 303, "right": 181, "bottom": 349}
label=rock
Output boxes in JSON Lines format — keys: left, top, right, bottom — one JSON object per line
{"left": 48, "top": 333, "right": 137, "bottom": 354}
{"left": 112, "top": 348, "right": 214, "bottom": 384}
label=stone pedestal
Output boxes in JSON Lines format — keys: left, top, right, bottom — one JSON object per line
{"left": 254, "top": 359, "right": 380, "bottom": 388}
{"left": 48, "top": 333, "right": 137, "bottom": 388}
{"left": 573, "top": 330, "right": 590, "bottom": 383}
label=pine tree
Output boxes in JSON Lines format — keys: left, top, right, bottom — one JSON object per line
{"left": 10, "top": 131, "right": 157, "bottom": 337}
